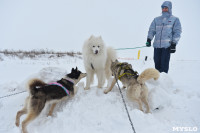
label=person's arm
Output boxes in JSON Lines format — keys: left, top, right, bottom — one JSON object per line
{"left": 172, "top": 18, "right": 182, "bottom": 44}
{"left": 146, "top": 19, "right": 156, "bottom": 47}
{"left": 170, "top": 18, "right": 182, "bottom": 53}
{"left": 147, "top": 18, "right": 156, "bottom": 40}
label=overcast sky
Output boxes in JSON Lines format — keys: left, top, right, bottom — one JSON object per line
{"left": 0, "top": 0, "right": 200, "bottom": 59}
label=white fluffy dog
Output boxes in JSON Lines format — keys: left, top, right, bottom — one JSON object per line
{"left": 82, "top": 35, "right": 117, "bottom": 90}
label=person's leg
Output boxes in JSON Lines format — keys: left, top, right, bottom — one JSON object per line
{"left": 160, "top": 48, "right": 171, "bottom": 73}
{"left": 154, "top": 48, "right": 162, "bottom": 72}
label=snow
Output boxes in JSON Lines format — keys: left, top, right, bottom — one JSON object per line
{"left": 0, "top": 52, "right": 199, "bottom": 133}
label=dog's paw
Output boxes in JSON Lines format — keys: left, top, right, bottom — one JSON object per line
{"left": 97, "top": 85, "right": 103, "bottom": 88}
{"left": 15, "top": 121, "right": 20, "bottom": 127}
{"left": 47, "top": 113, "right": 53, "bottom": 117}
{"left": 104, "top": 89, "right": 108, "bottom": 94}
{"left": 145, "top": 110, "right": 151, "bottom": 114}
{"left": 84, "top": 87, "right": 90, "bottom": 90}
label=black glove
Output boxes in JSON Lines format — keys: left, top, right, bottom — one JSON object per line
{"left": 146, "top": 38, "right": 151, "bottom": 47}
{"left": 170, "top": 42, "right": 176, "bottom": 53}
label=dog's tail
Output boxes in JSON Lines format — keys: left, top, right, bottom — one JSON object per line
{"left": 137, "top": 68, "right": 160, "bottom": 84}
{"left": 105, "top": 47, "right": 117, "bottom": 79}
{"left": 28, "top": 79, "right": 46, "bottom": 95}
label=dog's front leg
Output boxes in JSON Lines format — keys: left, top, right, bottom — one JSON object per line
{"left": 97, "top": 69, "right": 105, "bottom": 88}
{"left": 47, "top": 103, "right": 57, "bottom": 116}
{"left": 74, "top": 86, "right": 78, "bottom": 95}
{"left": 104, "top": 78, "right": 117, "bottom": 94}
{"left": 85, "top": 70, "right": 94, "bottom": 90}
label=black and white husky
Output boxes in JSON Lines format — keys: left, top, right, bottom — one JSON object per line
{"left": 15, "top": 67, "right": 86, "bottom": 133}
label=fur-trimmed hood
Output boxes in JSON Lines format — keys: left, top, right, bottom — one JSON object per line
{"left": 161, "top": 1, "right": 172, "bottom": 18}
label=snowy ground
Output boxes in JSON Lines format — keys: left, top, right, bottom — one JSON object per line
{"left": 0, "top": 53, "right": 200, "bottom": 133}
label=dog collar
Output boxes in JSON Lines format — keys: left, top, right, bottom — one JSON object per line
{"left": 48, "top": 82, "right": 70, "bottom": 95}
{"left": 63, "top": 77, "right": 75, "bottom": 84}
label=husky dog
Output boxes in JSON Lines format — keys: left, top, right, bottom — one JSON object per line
{"left": 104, "top": 60, "right": 159, "bottom": 113}
{"left": 82, "top": 35, "right": 117, "bottom": 90}
{"left": 15, "top": 67, "right": 86, "bottom": 133}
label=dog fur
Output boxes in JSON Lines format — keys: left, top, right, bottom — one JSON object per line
{"left": 82, "top": 35, "right": 117, "bottom": 90}
{"left": 15, "top": 67, "right": 86, "bottom": 133}
{"left": 104, "top": 60, "right": 160, "bottom": 113}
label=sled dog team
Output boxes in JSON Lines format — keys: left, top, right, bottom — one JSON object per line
{"left": 16, "top": 35, "right": 160, "bottom": 133}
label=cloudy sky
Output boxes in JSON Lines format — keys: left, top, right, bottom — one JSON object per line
{"left": 0, "top": 0, "right": 200, "bottom": 59}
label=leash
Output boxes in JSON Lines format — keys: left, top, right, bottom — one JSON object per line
{"left": 114, "top": 72, "right": 136, "bottom": 133}
{"left": 115, "top": 46, "right": 147, "bottom": 50}
{"left": 0, "top": 90, "right": 27, "bottom": 99}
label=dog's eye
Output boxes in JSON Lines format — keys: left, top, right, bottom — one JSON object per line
{"left": 98, "top": 46, "right": 100, "bottom": 48}
{"left": 93, "top": 46, "right": 95, "bottom": 47}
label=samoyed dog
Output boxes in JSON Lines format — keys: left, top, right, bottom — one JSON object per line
{"left": 82, "top": 35, "right": 117, "bottom": 90}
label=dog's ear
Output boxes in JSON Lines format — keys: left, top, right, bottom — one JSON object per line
{"left": 128, "top": 64, "right": 132, "bottom": 69}
{"left": 89, "top": 35, "right": 94, "bottom": 40}
{"left": 71, "top": 68, "right": 75, "bottom": 72}
{"left": 111, "top": 59, "right": 115, "bottom": 64}
{"left": 75, "top": 67, "right": 78, "bottom": 71}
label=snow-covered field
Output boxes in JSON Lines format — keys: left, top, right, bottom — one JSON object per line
{"left": 0, "top": 52, "right": 200, "bottom": 133}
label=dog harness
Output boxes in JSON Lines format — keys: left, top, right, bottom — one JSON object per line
{"left": 48, "top": 82, "right": 70, "bottom": 95}
{"left": 117, "top": 63, "right": 139, "bottom": 80}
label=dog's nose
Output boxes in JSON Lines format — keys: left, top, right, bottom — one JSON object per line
{"left": 95, "top": 50, "right": 98, "bottom": 54}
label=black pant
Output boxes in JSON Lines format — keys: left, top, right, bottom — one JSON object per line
{"left": 154, "top": 48, "right": 171, "bottom": 73}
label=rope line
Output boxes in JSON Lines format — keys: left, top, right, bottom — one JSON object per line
{"left": 114, "top": 72, "right": 136, "bottom": 133}
{"left": 115, "top": 46, "right": 147, "bottom": 50}
{"left": 0, "top": 90, "right": 27, "bottom": 99}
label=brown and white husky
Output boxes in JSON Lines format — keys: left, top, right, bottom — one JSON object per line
{"left": 104, "top": 60, "right": 159, "bottom": 113}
